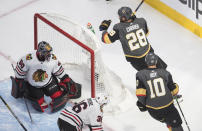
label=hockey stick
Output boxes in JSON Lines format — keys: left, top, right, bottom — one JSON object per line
{"left": 23, "top": 96, "right": 33, "bottom": 123}
{"left": 175, "top": 97, "right": 191, "bottom": 131}
{"left": 11, "top": 64, "right": 33, "bottom": 123}
{"left": 0, "top": 95, "right": 27, "bottom": 131}
{"left": 134, "top": 0, "right": 145, "bottom": 13}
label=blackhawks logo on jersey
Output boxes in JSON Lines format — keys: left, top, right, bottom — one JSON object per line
{"left": 26, "top": 54, "right": 32, "bottom": 60}
{"left": 32, "top": 69, "right": 48, "bottom": 82}
{"left": 52, "top": 54, "right": 57, "bottom": 60}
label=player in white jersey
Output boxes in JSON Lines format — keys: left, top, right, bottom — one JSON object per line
{"left": 12, "top": 41, "right": 81, "bottom": 112}
{"left": 57, "top": 94, "right": 109, "bottom": 131}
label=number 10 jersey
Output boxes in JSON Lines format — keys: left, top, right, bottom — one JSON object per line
{"left": 136, "top": 68, "right": 179, "bottom": 110}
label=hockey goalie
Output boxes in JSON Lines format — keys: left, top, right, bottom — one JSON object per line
{"left": 11, "top": 41, "right": 82, "bottom": 112}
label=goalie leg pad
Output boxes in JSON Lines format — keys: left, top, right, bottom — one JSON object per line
{"left": 30, "top": 96, "right": 48, "bottom": 112}
{"left": 10, "top": 76, "right": 26, "bottom": 98}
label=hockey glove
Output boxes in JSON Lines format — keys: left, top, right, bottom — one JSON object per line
{"left": 99, "top": 20, "right": 112, "bottom": 31}
{"left": 173, "top": 94, "right": 182, "bottom": 100}
{"left": 58, "top": 74, "right": 74, "bottom": 92}
{"left": 59, "top": 74, "right": 81, "bottom": 98}
{"left": 136, "top": 101, "right": 147, "bottom": 112}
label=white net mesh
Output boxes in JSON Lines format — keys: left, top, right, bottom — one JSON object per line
{"left": 35, "top": 13, "right": 134, "bottom": 114}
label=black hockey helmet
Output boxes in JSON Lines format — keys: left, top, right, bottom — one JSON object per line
{"left": 118, "top": 6, "right": 134, "bottom": 22}
{"left": 145, "top": 52, "right": 158, "bottom": 66}
{"left": 37, "top": 41, "right": 52, "bottom": 61}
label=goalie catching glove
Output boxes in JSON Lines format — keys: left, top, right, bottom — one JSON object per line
{"left": 59, "top": 74, "right": 81, "bottom": 99}
{"left": 99, "top": 20, "right": 112, "bottom": 31}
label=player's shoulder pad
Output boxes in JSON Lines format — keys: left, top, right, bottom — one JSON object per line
{"left": 51, "top": 54, "right": 57, "bottom": 60}
{"left": 26, "top": 53, "right": 32, "bottom": 60}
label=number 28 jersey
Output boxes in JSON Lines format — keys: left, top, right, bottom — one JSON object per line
{"left": 59, "top": 98, "right": 103, "bottom": 131}
{"left": 102, "top": 18, "right": 150, "bottom": 58}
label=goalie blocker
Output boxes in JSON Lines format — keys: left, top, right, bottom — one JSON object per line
{"left": 10, "top": 75, "right": 82, "bottom": 113}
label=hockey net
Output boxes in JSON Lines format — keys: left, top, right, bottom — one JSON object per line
{"left": 34, "top": 13, "right": 134, "bottom": 114}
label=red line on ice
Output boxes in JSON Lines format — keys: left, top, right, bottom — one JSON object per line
{"left": 0, "top": 51, "right": 15, "bottom": 82}
{"left": 0, "top": 51, "right": 16, "bottom": 65}
{"left": 0, "top": 0, "right": 39, "bottom": 19}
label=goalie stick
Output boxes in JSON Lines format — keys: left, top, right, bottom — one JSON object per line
{"left": 0, "top": 95, "right": 27, "bottom": 131}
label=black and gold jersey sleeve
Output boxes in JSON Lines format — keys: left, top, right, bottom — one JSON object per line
{"left": 167, "top": 72, "right": 179, "bottom": 96}
{"left": 101, "top": 27, "right": 119, "bottom": 44}
{"left": 136, "top": 74, "right": 147, "bottom": 105}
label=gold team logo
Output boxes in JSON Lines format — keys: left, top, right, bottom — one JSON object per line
{"left": 32, "top": 69, "right": 48, "bottom": 82}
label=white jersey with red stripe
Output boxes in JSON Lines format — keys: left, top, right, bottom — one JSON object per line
{"left": 59, "top": 98, "right": 104, "bottom": 131}
{"left": 15, "top": 51, "right": 65, "bottom": 87}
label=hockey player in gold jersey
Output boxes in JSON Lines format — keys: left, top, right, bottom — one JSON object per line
{"left": 136, "top": 52, "right": 183, "bottom": 131}
{"left": 99, "top": 6, "right": 167, "bottom": 71}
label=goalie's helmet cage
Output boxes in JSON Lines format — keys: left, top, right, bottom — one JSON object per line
{"left": 34, "top": 13, "right": 134, "bottom": 114}
{"left": 37, "top": 41, "right": 53, "bottom": 61}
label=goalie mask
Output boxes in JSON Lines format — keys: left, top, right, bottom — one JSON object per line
{"left": 118, "top": 6, "right": 134, "bottom": 22}
{"left": 37, "top": 41, "right": 53, "bottom": 61}
{"left": 95, "top": 93, "right": 110, "bottom": 106}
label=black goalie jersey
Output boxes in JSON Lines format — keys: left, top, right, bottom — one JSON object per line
{"left": 102, "top": 17, "right": 150, "bottom": 58}
{"left": 136, "top": 68, "right": 179, "bottom": 109}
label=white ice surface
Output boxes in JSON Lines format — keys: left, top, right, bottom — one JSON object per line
{"left": 0, "top": 0, "right": 202, "bottom": 131}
